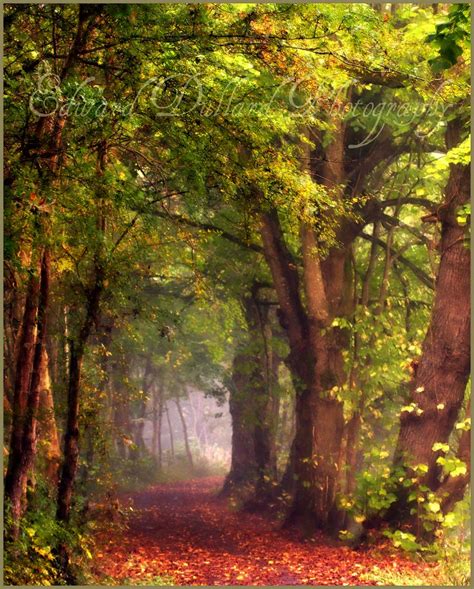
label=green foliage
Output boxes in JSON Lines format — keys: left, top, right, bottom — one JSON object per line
{"left": 340, "top": 447, "right": 402, "bottom": 520}
{"left": 426, "top": 4, "right": 470, "bottom": 72}
{"left": 4, "top": 482, "right": 95, "bottom": 586}
{"left": 384, "top": 529, "right": 424, "bottom": 553}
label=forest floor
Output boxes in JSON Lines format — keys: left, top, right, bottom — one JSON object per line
{"left": 94, "top": 476, "right": 436, "bottom": 586}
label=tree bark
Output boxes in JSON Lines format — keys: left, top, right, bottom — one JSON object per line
{"left": 389, "top": 116, "right": 470, "bottom": 525}
{"left": 5, "top": 261, "right": 41, "bottom": 528}
{"left": 37, "top": 348, "right": 61, "bottom": 486}
{"left": 221, "top": 348, "right": 258, "bottom": 496}
{"left": 438, "top": 400, "right": 470, "bottom": 514}
{"left": 5, "top": 249, "right": 50, "bottom": 538}
{"left": 56, "top": 267, "right": 103, "bottom": 524}
{"left": 259, "top": 123, "right": 353, "bottom": 531}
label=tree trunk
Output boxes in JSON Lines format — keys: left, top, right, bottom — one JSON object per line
{"left": 254, "top": 345, "right": 280, "bottom": 496}
{"left": 165, "top": 404, "right": 174, "bottom": 462}
{"left": 247, "top": 294, "right": 279, "bottom": 503}
{"left": 389, "top": 116, "right": 470, "bottom": 525}
{"left": 175, "top": 396, "right": 193, "bottom": 469}
{"left": 37, "top": 347, "right": 60, "bottom": 486}
{"left": 152, "top": 389, "right": 157, "bottom": 459}
{"left": 56, "top": 271, "right": 103, "bottom": 524}
{"left": 438, "top": 400, "right": 470, "bottom": 514}
{"left": 5, "top": 249, "right": 50, "bottom": 538}
{"left": 5, "top": 262, "right": 40, "bottom": 530}
{"left": 259, "top": 124, "right": 352, "bottom": 531}
{"left": 133, "top": 356, "right": 152, "bottom": 457}
{"left": 152, "top": 383, "right": 164, "bottom": 469}
{"left": 57, "top": 137, "right": 107, "bottom": 531}
{"left": 221, "top": 348, "right": 258, "bottom": 496}
{"left": 6, "top": 7, "right": 102, "bottom": 541}
{"left": 261, "top": 210, "right": 344, "bottom": 530}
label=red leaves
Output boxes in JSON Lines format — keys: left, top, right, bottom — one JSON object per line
{"left": 94, "top": 477, "right": 432, "bottom": 585}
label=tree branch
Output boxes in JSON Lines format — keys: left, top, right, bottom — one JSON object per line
{"left": 148, "top": 209, "right": 263, "bottom": 254}
{"left": 359, "top": 233, "right": 434, "bottom": 290}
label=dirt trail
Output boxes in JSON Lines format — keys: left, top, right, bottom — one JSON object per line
{"left": 94, "top": 476, "right": 431, "bottom": 585}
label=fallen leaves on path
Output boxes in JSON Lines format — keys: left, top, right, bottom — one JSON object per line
{"left": 94, "top": 477, "right": 433, "bottom": 585}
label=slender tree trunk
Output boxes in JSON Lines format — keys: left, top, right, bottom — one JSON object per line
{"left": 134, "top": 356, "right": 152, "bottom": 456}
{"left": 112, "top": 362, "right": 131, "bottom": 460}
{"left": 165, "top": 404, "right": 174, "bottom": 462}
{"left": 56, "top": 270, "right": 103, "bottom": 524}
{"left": 152, "top": 386, "right": 158, "bottom": 464}
{"left": 175, "top": 397, "right": 193, "bottom": 469}
{"left": 152, "top": 383, "right": 164, "bottom": 469}
{"left": 37, "top": 346, "right": 60, "bottom": 486}
{"left": 79, "top": 324, "right": 113, "bottom": 489}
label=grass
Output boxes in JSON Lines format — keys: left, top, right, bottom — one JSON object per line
{"left": 361, "top": 550, "right": 471, "bottom": 586}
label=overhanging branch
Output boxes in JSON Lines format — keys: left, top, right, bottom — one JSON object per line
{"left": 359, "top": 233, "right": 434, "bottom": 290}
{"left": 148, "top": 209, "right": 263, "bottom": 254}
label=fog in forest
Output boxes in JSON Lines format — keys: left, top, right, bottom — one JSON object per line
{"left": 141, "top": 388, "right": 231, "bottom": 471}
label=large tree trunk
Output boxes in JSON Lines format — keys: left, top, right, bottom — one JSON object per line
{"left": 253, "top": 342, "right": 280, "bottom": 501}
{"left": 5, "top": 261, "right": 41, "bottom": 529}
{"left": 5, "top": 249, "right": 50, "bottom": 538}
{"left": 259, "top": 123, "right": 352, "bottom": 531}
{"left": 438, "top": 400, "right": 470, "bottom": 514}
{"left": 6, "top": 8, "right": 101, "bottom": 544}
{"left": 246, "top": 294, "right": 279, "bottom": 503}
{"left": 222, "top": 292, "right": 280, "bottom": 502}
{"left": 389, "top": 116, "right": 470, "bottom": 526}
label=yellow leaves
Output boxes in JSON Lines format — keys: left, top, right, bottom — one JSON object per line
{"left": 442, "top": 512, "right": 456, "bottom": 528}
{"left": 413, "top": 463, "right": 429, "bottom": 474}
{"left": 401, "top": 403, "right": 424, "bottom": 416}
{"left": 455, "top": 417, "right": 471, "bottom": 431}
{"left": 427, "top": 501, "right": 441, "bottom": 513}
{"left": 432, "top": 442, "right": 449, "bottom": 453}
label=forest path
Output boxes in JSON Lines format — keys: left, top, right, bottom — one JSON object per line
{"left": 94, "top": 476, "right": 429, "bottom": 586}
